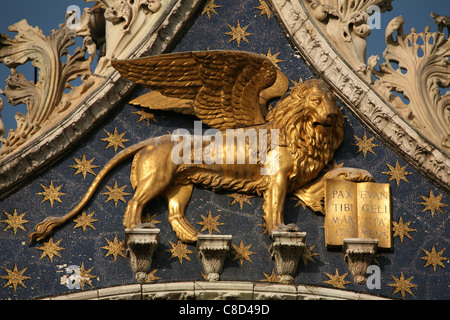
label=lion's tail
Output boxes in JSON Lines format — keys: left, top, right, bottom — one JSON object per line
{"left": 29, "top": 139, "right": 152, "bottom": 243}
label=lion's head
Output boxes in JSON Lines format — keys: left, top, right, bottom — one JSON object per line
{"left": 266, "top": 79, "right": 344, "bottom": 190}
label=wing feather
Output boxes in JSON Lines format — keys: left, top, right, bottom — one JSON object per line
{"left": 112, "top": 50, "right": 281, "bottom": 130}
{"left": 130, "top": 91, "right": 195, "bottom": 115}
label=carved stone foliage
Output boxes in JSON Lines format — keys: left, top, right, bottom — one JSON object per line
{"left": 103, "top": 0, "right": 162, "bottom": 31}
{"left": 368, "top": 16, "right": 450, "bottom": 152}
{"left": 0, "top": 18, "right": 96, "bottom": 156}
{"left": 430, "top": 12, "right": 450, "bottom": 34}
{"left": 86, "top": 0, "right": 162, "bottom": 75}
{"left": 0, "top": 0, "right": 203, "bottom": 197}
{"left": 270, "top": 0, "right": 450, "bottom": 190}
{"left": 303, "top": 0, "right": 393, "bottom": 76}
{"left": 0, "top": 0, "right": 165, "bottom": 159}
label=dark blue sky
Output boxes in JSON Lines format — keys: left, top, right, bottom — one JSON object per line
{"left": 0, "top": 0, "right": 447, "bottom": 133}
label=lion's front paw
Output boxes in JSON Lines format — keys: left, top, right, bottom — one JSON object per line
{"left": 273, "top": 223, "right": 301, "bottom": 233}
{"left": 324, "top": 167, "right": 374, "bottom": 182}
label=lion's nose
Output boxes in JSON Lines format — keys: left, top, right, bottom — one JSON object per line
{"left": 326, "top": 113, "right": 339, "bottom": 125}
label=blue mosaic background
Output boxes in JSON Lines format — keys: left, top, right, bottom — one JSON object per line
{"left": 0, "top": 0, "right": 448, "bottom": 300}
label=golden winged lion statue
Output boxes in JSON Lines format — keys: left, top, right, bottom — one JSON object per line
{"left": 30, "top": 50, "right": 373, "bottom": 243}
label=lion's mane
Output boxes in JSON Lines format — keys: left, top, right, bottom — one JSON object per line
{"left": 265, "top": 79, "right": 344, "bottom": 192}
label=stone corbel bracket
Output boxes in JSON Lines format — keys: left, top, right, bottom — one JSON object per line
{"left": 125, "top": 224, "right": 160, "bottom": 283}
{"left": 0, "top": 0, "right": 204, "bottom": 198}
{"left": 343, "top": 238, "right": 378, "bottom": 284}
{"left": 269, "top": 225, "right": 307, "bottom": 284}
{"left": 269, "top": 0, "right": 449, "bottom": 191}
{"left": 197, "top": 234, "right": 232, "bottom": 281}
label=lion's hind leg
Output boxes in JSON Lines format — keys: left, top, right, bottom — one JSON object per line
{"left": 124, "top": 138, "right": 178, "bottom": 230}
{"left": 124, "top": 174, "right": 171, "bottom": 230}
{"left": 163, "top": 184, "right": 198, "bottom": 243}
{"left": 124, "top": 157, "right": 177, "bottom": 230}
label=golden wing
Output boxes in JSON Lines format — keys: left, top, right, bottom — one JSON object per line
{"left": 112, "top": 50, "right": 288, "bottom": 130}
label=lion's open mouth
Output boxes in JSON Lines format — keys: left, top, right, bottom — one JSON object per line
{"left": 313, "top": 122, "right": 333, "bottom": 128}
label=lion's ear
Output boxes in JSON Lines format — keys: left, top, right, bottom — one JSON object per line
{"left": 290, "top": 83, "right": 309, "bottom": 100}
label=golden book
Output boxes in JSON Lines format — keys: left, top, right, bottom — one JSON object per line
{"left": 324, "top": 180, "right": 391, "bottom": 249}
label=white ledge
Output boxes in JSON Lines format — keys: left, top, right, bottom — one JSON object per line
{"left": 42, "top": 281, "right": 390, "bottom": 300}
